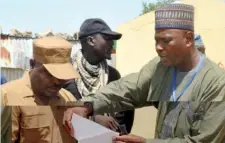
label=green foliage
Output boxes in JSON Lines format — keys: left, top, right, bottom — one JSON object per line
{"left": 141, "top": 0, "right": 176, "bottom": 15}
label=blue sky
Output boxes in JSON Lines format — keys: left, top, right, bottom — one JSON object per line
{"left": 1, "top": 0, "right": 225, "bottom": 35}
{"left": 1, "top": 0, "right": 157, "bottom": 35}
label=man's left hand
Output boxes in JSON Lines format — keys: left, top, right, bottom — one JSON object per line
{"left": 113, "top": 134, "right": 146, "bottom": 143}
{"left": 63, "top": 107, "right": 89, "bottom": 137}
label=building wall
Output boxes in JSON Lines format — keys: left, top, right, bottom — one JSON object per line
{"left": 116, "top": 0, "right": 225, "bottom": 77}
{"left": 183, "top": 0, "right": 225, "bottom": 67}
{"left": 115, "top": 12, "right": 157, "bottom": 76}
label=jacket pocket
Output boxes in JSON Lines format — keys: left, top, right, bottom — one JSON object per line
{"left": 183, "top": 102, "right": 206, "bottom": 136}
{"left": 20, "top": 114, "right": 51, "bottom": 143}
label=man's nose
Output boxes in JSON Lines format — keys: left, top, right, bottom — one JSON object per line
{"left": 156, "top": 43, "right": 164, "bottom": 52}
{"left": 52, "top": 78, "right": 63, "bottom": 86}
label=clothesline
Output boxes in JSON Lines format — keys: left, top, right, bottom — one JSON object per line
{"left": 1, "top": 34, "right": 34, "bottom": 39}
{"left": 0, "top": 34, "right": 80, "bottom": 42}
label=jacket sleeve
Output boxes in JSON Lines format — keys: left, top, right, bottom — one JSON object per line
{"left": 108, "top": 65, "right": 121, "bottom": 82}
{"left": 11, "top": 106, "right": 20, "bottom": 143}
{"left": 200, "top": 67, "right": 225, "bottom": 101}
{"left": 145, "top": 101, "right": 225, "bottom": 143}
{"left": 1, "top": 88, "right": 8, "bottom": 106}
{"left": 81, "top": 58, "right": 159, "bottom": 114}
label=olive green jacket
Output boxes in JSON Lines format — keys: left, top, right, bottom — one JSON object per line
{"left": 81, "top": 57, "right": 225, "bottom": 143}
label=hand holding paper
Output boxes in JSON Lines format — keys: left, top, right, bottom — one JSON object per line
{"left": 63, "top": 106, "right": 89, "bottom": 137}
{"left": 71, "top": 113, "right": 119, "bottom": 143}
{"left": 113, "top": 134, "right": 146, "bottom": 143}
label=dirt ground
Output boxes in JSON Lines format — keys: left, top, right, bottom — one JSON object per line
{"left": 130, "top": 106, "right": 157, "bottom": 139}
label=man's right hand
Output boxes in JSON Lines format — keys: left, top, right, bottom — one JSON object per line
{"left": 94, "top": 115, "right": 119, "bottom": 131}
{"left": 63, "top": 106, "right": 89, "bottom": 137}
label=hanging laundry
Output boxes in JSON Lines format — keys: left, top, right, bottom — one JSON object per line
{"left": 0, "top": 38, "right": 12, "bottom": 67}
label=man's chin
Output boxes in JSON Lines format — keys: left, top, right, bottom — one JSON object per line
{"left": 44, "top": 90, "right": 60, "bottom": 97}
{"left": 160, "top": 58, "right": 171, "bottom": 67}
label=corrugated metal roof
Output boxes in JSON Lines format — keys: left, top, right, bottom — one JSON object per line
{"left": 1, "top": 68, "right": 24, "bottom": 81}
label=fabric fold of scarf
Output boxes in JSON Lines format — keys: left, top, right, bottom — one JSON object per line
{"left": 71, "top": 50, "right": 109, "bottom": 96}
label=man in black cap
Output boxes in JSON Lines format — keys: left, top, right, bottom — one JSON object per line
{"left": 63, "top": 18, "right": 134, "bottom": 134}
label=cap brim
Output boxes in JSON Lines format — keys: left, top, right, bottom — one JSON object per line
{"left": 101, "top": 31, "right": 122, "bottom": 40}
{"left": 43, "top": 63, "right": 80, "bottom": 80}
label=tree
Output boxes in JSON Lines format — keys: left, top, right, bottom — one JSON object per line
{"left": 141, "top": 0, "right": 176, "bottom": 15}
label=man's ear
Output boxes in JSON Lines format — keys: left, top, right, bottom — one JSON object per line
{"left": 30, "top": 59, "right": 35, "bottom": 69}
{"left": 184, "top": 31, "right": 194, "bottom": 47}
{"left": 86, "top": 36, "right": 95, "bottom": 47}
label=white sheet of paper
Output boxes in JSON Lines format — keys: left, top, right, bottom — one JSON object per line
{"left": 71, "top": 114, "right": 119, "bottom": 143}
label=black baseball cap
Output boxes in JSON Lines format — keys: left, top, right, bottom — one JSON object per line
{"left": 78, "top": 18, "right": 122, "bottom": 40}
